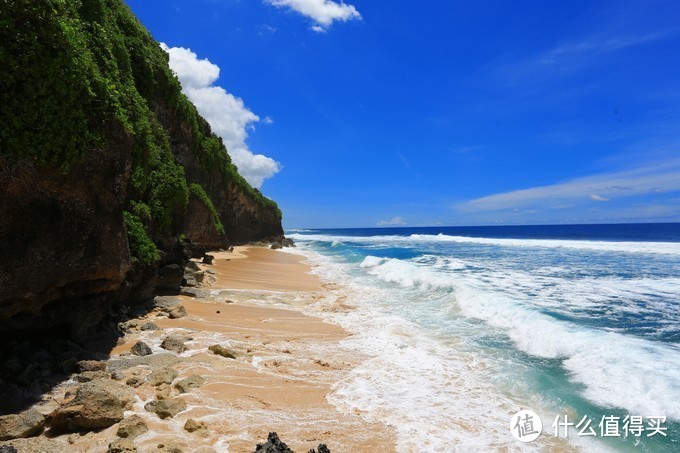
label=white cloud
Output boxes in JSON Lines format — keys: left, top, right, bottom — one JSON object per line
{"left": 161, "top": 43, "right": 280, "bottom": 188}
{"left": 377, "top": 217, "right": 406, "bottom": 226}
{"left": 457, "top": 159, "right": 680, "bottom": 213}
{"left": 265, "top": 0, "right": 361, "bottom": 30}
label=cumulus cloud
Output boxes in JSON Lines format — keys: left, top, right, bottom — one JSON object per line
{"left": 265, "top": 0, "right": 361, "bottom": 31}
{"left": 377, "top": 217, "right": 406, "bottom": 226}
{"left": 160, "top": 43, "right": 280, "bottom": 188}
{"left": 457, "top": 159, "right": 680, "bottom": 213}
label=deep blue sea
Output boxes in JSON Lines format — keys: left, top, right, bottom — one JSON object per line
{"left": 287, "top": 223, "right": 680, "bottom": 451}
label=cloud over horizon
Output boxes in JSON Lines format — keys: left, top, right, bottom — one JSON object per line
{"left": 161, "top": 44, "right": 280, "bottom": 188}
{"left": 377, "top": 217, "right": 406, "bottom": 226}
{"left": 457, "top": 159, "right": 680, "bottom": 214}
{"left": 264, "top": 0, "right": 361, "bottom": 31}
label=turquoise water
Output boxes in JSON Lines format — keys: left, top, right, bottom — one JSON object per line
{"left": 288, "top": 224, "right": 680, "bottom": 451}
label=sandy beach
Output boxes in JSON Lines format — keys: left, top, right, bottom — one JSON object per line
{"left": 6, "top": 247, "right": 395, "bottom": 452}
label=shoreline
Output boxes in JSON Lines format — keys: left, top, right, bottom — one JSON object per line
{"left": 3, "top": 246, "right": 396, "bottom": 452}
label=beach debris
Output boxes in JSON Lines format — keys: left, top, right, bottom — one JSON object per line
{"left": 144, "top": 398, "right": 187, "bottom": 419}
{"left": 160, "top": 335, "right": 187, "bottom": 354}
{"left": 116, "top": 415, "right": 148, "bottom": 439}
{"left": 147, "top": 367, "right": 178, "bottom": 386}
{"left": 48, "top": 379, "right": 134, "bottom": 431}
{"left": 174, "top": 375, "right": 206, "bottom": 393}
{"left": 108, "top": 437, "right": 136, "bottom": 452}
{"left": 131, "top": 341, "right": 152, "bottom": 357}
{"left": 254, "top": 432, "right": 294, "bottom": 453}
{"left": 0, "top": 408, "right": 45, "bottom": 440}
{"left": 208, "top": 344, "right": 237, "bottom": 359}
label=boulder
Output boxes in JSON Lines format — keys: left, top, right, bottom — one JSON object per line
{"left": 140, "top": 322, "right": 159, "bottom": 331}
{"left": 130, "top": 341, "right": 152, "bottom": 356}
{"left": 76, "top": 360, "right": 106, "bottom": 372}
{"left": 108, "top": 438, "right": 137, "bottom": 453}
{"left": 147, "top": 367, "right": 178, "bottom": 386}
{"left": 74, "top": 370, "right": 110, "bottom": 383}
{"left": 174, "top": 375, "right": 206, "bottom": 393}
{"left": 202, "top": 255, "right": 214, "bottom": 265}
{"left": 144, "top": 398, "right": 186, "bottom": 419}
{"left": 0, "top": 409, "right": 45, "bottom": 440}
{"left": 160, "top": 335, "right": 186, "bottom": 353}
{"left": 116, "top": 415, "right": 148, "bottom": 439}
{"left": 168, "top": 306, "right": 187, "bottom": 319}
{"left": 153, "top": 296, "right": 181, "bottom": 311}
{"left": 208, "top": 344, "right": 236, "bottom": 359}
{"left": 183, "top": 418, "right": 207, "bottom": 436}
{"left": 48, "top": 379, "right": 134, "bottom": 432}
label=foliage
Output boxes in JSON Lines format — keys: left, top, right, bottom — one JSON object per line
{"left": 189, "top": 184, "right": 225, "bottom": 235}
{"left": 123, "top": 211, "right": 159, "bottom": 267}
{"left": 0, "top": 0, "right": 280, "bottom": 262}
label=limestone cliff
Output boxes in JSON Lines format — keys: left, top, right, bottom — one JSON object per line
{"left": 0, "top": 0, "right": 284, "bottom": 338}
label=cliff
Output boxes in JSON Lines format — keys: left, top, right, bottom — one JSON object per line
{"left": 0, "top": 0, "right": 284, "bottom": 339}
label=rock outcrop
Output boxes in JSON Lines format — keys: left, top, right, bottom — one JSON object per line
{"left": 0, "top": 0, "right": 285, "bottom": 345}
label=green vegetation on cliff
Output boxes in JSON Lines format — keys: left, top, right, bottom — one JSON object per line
{"left": 0, "top": 0, "right": 280, "bottom": 263}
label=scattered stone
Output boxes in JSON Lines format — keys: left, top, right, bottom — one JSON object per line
{"left": 74, "top": 370, "right": 110, "bottom": 383}
{"left": 183, "top": 418, "right": 207, "bottom": 435}
{"left": 131, "top": 341, "right": 153, "bottom": 356}
{"left": 108, "top": 438, "right": 136, "bottom": 453}
{"left": 48, "top": 379, "right": 134, "bottom": 432}
{"left": 76, "top": 360, "right": 106, "bottom": 372}
{"left": 160, "top": 335, "right": 186, "bottom": 353}
{"left": 168, "top": 306, "right": 187, "bottom": 319}
{"left": 0, "top": 409, "right": 46, "bottom": 440}
{"left": 116, "top": 415, "right": 148, "bottom": 439}
{"left": 202, "top": 255, "right": 214, "bottom": 265}
{"left": 111, "top": 370, "right": 125, "bottom": 380}
{"left": 174, "top": 375, "right": 206, "bottom": 393}
{"left": 254, "top": 432, "right": 294, "bottom": 453}
{"left": 186, "top": 261, "right": 201, "bottom": 272}
{"left": 107, "top": 353, "right": 180, "bottom": 374}
{"left": 309, "top": 445, "right": 331, "bottom": 453}
{"left": 147, "top": 367, "right": 178, "bottom": 386}
{"left": 144, "top": 398, "right": 186, "bottom": 419}
{"left": 179, "top": 288, "right": 209, "bottom": 298}
{"left": 140, "top": 322, "right": 159, "bottom": 331}
{"left": 156, "top": 441, "right": 184, "bottom": 453}
{"left": 0, "top": 446, "right": 18, "bottom": 453}
{"left": 208, "top": 344, "right": 236, "bottom": 359}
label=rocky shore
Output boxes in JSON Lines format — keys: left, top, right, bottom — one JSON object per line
{"left": 0, "top": 247, "right": 395, "bottom": 452}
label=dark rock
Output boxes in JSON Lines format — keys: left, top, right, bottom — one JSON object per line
{"left": 156, "top": 264, "right": 184, "bottom": 292}
{"left": 310, "top": 445, "right": 331, "bottom": 453}
{"left": 0, "top": 446, "right": 18, "bottom": 453}
{"left": 125, "top": 376, "right": 144, "bottom": 388}
{"left": 116, "top": 414, "right": 148, "bottom": 439}
{"left": 202, "top": 255, "right": 214, "bottom": 265}
{"left": 254, "top": 432, "right": 294, "bottom": 453}
{"left": 144, "top": 398, "right": 186, "bottom": 419}
{"left": 130, "top": 341, "right": 152, "bottom": 356}
{"left": 174, "top": 375, "right": 205, "bottom": 393}
{"left": 0, "top": 409, "right": 45, "bottom": 440}
{"left": 153, "top": 296, "right": 181, "bottom": 310}
{"left": 147, "top": 367, "right": 178, "bottom": 386}
{"left": 160, "top": 335, "right": 186, "bottom": 353}
{"left": 185, "top": 261, "right": 201, "bottom": 272}
{"left": 179, "top": 288, "right": 209, "bottom": 298}
{"left": 208, "top": 344, "right": 236, "bottom": 359}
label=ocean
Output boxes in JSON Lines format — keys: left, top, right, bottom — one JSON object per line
{"left": 287, "top": 223, "right": 680, "bottom": 451}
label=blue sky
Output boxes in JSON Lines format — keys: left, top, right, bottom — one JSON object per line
{"left": 126, "top": 0, "right": 680, "bottom": 228}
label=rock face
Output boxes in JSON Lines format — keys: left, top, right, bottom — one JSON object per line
{"left": 0, "top": 0, "right": 284, "bottom": 341}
